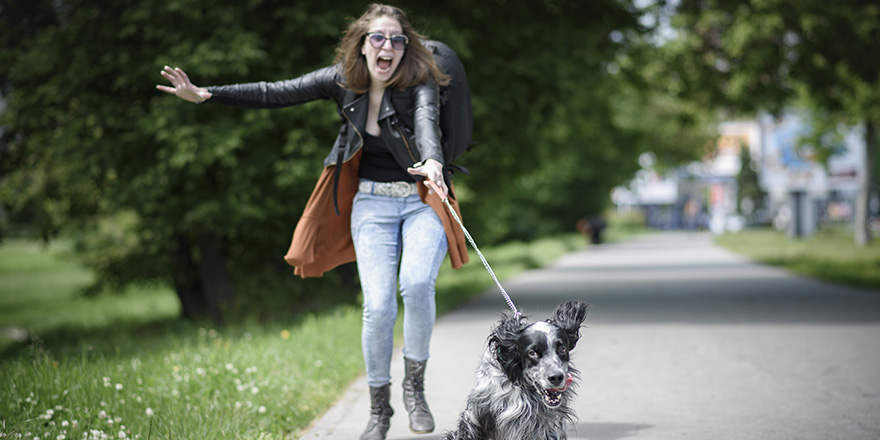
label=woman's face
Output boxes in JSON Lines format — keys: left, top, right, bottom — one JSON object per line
{"left": 360, "top": 15, "right": 405, "bottom": 87}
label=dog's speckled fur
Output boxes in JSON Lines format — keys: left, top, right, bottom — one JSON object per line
{"left": 442, "top": 300, "right": 590, "bottom": 440}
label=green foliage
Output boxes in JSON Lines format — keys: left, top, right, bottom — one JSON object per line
{"left": 0, "top": 232, "right": 582, "bottom": 439}
{"left": 1, "top": 310, "right": 365, "bottom": 440}
{"left": 1, "top": 0, "right": 700, "bottom": 318}
{"left": 736, "top": 144, "right": 764, "bottom": 222}
{"left": 406, "top": 0, "right": 650, "bottom": 243}
{"left": 647, "top": 0, "right": 879, "bottom": 245}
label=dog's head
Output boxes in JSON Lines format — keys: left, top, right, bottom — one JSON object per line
{"left": 489, "top": 300, "right": 590, "bottom": 408}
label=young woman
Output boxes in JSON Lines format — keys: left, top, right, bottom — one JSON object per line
{"left": 157, "top": 4, "right": 468, "bottom": 440}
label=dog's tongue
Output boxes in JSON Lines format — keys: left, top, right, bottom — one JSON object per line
{"left": 548, "top": 373, "right": 574, "bottom": 392}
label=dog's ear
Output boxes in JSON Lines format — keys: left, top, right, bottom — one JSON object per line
{"left": 489, "top": 312, "right": 529, "bottom": 383}
{"left": 549, "top": 300, "right": 590, "bottom": 350}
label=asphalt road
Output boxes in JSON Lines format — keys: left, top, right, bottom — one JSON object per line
{"left": 299, "top": 232, "right": 880, "bottom": 440}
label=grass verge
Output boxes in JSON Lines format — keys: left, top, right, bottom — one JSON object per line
{"left": 714, "top": 227, "right": 880, "bottom": 290}
{"left": 0, "top": 233, "right": 587, "bottom": 439}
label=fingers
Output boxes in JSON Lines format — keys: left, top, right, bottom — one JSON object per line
{"left": 160, "top": 66, "right": 189, "bottom": 87}
{"left": 177, "top": 68, "right": 192, "bottom": 84}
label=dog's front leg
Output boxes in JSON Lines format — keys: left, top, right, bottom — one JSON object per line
{"left": 442, "top": 408, "right": 494, "bottom": 440}
{"left": 441, "top": 420, "right": 483, "bottom": 440}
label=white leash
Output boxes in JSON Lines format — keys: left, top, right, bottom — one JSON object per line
{"left": 425, "top": 180, "right": 520, "bottom": 318}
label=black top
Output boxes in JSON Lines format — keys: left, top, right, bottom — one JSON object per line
{"left": 358, "top": 132, "right": 415, "bottom": 182}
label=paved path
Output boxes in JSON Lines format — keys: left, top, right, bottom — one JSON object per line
{"left": 299, "top": 232, "right": 880, "bottom": 440}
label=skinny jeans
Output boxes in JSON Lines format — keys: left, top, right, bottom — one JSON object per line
{"left": 351, "top": 185, "right": 448, "bottom": 388}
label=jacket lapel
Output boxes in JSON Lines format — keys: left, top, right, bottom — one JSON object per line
{"left": 342, "top": 92, "right": 369, "bottom": 136}
{"left": 378, "top": 90, "right": 397, "bottom": 121}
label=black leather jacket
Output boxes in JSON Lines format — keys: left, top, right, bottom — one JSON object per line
{"left": 204, "top": 65, "right": 444, "bottom": 172}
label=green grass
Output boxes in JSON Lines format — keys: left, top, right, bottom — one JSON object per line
{"left": 714, "top": 227, "right": 880, "bottom": 290}
{"left": 0, "top": 240, "right": 180, "bottom": 345}
{"left": 0, "top": 234, "right": 587, "bottom": 439}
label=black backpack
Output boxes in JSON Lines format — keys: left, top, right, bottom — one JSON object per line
{"left": 424, "top": 40, "right": 474, "bottom": 174}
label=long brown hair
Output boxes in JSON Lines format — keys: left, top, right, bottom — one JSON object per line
{"left": 334, "top": 4, "right": 449, "bottom": 93}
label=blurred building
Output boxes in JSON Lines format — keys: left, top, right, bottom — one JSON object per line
{"left": 612, "top": 111, "right": 873, "bottom": 237}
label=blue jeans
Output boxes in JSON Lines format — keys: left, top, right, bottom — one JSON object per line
{"left": 351, "top": 184, "right": 448, "bottom": 388}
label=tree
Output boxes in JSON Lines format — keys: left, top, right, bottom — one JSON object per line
{"left": 1, "top": 0, "right": 706, "bottom": 321}
{"left": 0, "top": 0, "right": 362, "bottom": 323}
{"left": 650, "top": 0, "right": 879, "bottom": 244}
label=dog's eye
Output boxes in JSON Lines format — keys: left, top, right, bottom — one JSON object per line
{"left": 557, "top": 345, "right": 568, "bottom": 355}
{"left": 528, "top": 349, "right": 538, "bottom": 358}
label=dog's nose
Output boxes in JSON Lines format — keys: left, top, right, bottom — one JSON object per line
{"left": 548, "top": 372, "right": 565, "bottom": 387}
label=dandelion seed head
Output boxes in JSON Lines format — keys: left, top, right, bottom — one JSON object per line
{"left": 258, "top": 406, "right": 266, "bottom": 414}
{"left": 145, "top": 408, "right": 154, "bottom": 418}
{"left": 115, "top": 384, "right": 123, "bottom": 391}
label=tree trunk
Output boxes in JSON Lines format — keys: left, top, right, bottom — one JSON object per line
{"left": 170, "top": 235, "right": 207, "bottom": 320}
{"left": 198, "top": 233, "right": 235, "bottom": 326}
{"left": 855, "top": 120, "right": 875, "bottom": 246}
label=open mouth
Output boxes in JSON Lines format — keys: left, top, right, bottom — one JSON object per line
{"left": 540, "top": 373, "right": 573, "bottom": 408}
{"left": 377, "top": 56, "right": 393, "bottom": 71}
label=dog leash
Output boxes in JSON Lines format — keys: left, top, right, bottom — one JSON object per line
{"left": 425, "top": 180, "right": 521, "bottom": 318}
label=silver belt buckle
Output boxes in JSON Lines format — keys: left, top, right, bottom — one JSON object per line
{"left": 387, "top": 181, "right": 414, "bottom": 197}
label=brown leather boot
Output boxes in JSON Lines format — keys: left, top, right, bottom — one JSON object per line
{"left": 402, "top": 358, "right": 435, "bottom": 434}
{"left": 360, "top": 384, "right": 394, "bottom": 440}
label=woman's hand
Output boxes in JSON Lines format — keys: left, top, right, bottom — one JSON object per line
{"left": 408, "top": 159, "right": 448, "bottom": 199}
{"left": 156, "top": 66, "right": 212, "bottom": 103}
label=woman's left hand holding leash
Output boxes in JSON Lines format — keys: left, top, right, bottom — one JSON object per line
{"left": 408, "top": 159, "right": 448, "bottom": 200}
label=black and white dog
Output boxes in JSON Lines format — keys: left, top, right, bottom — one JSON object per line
{"left": 442, "top": 300, "right": 590, "bottom": 440}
